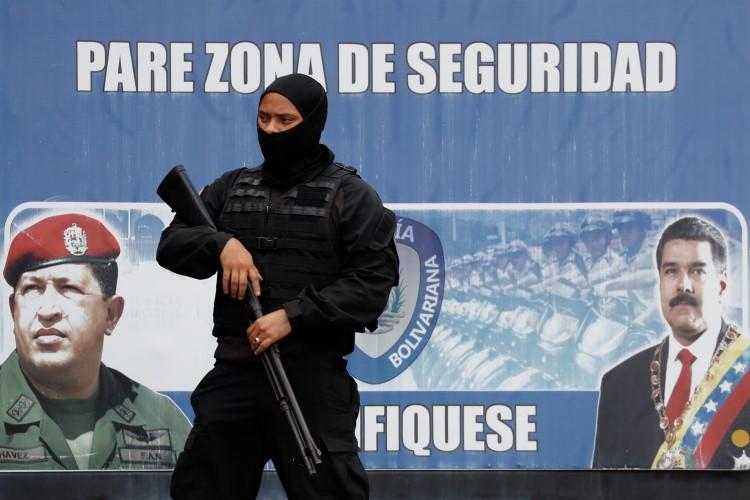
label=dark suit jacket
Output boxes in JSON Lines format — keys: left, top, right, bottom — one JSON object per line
{"left": 592, "top": 322, "right": 750, "bottom": 469}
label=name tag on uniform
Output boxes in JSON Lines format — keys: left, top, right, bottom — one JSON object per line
{"left": 0, "top": 446, "right": 47, "bottom": 464}
{"left": 118, "top": 447, "right": 176, "bottom": 467}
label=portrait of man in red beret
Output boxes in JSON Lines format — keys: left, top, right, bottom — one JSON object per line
{"left": 0, "top": 213, "right": 191, "bottom": 470}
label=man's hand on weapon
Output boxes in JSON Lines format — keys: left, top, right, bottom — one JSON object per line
{"left": 247, "top": 309, "right": 292, "bottom": 355}
{"left": 158, "top": 165, "right": 322, "bottom": 475}
{"left": 220, "top": 237, "right": 263, "bottom": 300}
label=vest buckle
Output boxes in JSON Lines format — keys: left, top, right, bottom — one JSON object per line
{"left": 255, "top": 236, "right": 278, "bottom": 250}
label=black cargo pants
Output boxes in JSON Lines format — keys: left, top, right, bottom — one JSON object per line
{"left": 170, "top": 358, "right": 369, "bottom": 500}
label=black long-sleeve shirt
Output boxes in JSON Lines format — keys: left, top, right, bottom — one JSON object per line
{"left": 156, "top": 163, "right": 399, "bottom": 362}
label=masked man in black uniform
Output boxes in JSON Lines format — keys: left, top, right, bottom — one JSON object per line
{"left": 157, "top": 74, "right": 399, "bottom": 499}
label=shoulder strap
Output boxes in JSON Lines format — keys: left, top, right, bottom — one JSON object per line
{"left": 329, "top": 161, "right": 359, "bottom": 178}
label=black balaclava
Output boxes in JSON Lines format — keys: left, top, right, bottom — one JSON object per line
{"left": 257, "top": 73, "right": 331, "bottom": 188}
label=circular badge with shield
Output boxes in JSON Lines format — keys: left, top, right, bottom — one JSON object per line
{"left": 348, "top": 216, "right": 445, "bottom": 383}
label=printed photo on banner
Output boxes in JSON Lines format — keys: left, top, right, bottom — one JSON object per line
{"left": 1, "top": 202, "right": 745, "bottom": 470}
{"left": 352, "top": 205, "right": 748, "bottom": 470}
{"left": 0, "top": 207, "right": 195, "bottom": 470}
{"left": 593, "top": 216, "right": 750, "bottom": 470}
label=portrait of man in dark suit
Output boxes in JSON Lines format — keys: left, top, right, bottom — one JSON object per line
{"left": 593, "top": 216, "right": 750, "bottom": 470}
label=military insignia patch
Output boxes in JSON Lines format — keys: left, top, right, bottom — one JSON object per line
{"left": 63, "top": 223, "right": 88, "bottom": 256}
{"left": 123, "top": 428, "right": 172, "bottom": 448}
{"left": 113, "top": 404, "right": 135, "bottom": 423}
{"left": 348, "top": 216, "right": 445, "bottom": 383}
{"left": 6, "top": 395, "right": 34, "bottom": 422}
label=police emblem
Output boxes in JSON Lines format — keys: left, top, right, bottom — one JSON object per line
{"left": 63, "top": 223, "right": 88, "bottom": 256}
{"left": 348, "top": 216, "right": 445, "bottom": 383}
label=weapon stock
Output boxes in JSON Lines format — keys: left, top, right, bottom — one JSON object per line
{"left": 157, "top": 165, "right": 322, "bottom": 476}
{"left": 157, "top": 165, "right": 217, "bottom": 230}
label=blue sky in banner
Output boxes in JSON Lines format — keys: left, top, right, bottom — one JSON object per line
{"left": 1, "top": 0, "right": 748, "bottom": 232}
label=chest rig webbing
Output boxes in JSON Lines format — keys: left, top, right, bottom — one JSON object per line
{"left": 212, "top": 162, "right": 353, "bottom": 336}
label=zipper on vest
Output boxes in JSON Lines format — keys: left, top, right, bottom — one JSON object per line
{"left": 265, "top": 200, "right": 272, "bottom": 223}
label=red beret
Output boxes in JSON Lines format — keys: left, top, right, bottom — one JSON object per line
{"left": 3, "top": 214, "right": 120, "bottom": 287}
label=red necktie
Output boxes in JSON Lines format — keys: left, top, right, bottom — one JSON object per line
{"left": 666, "top": 348, "right": 697, "bottom": 429}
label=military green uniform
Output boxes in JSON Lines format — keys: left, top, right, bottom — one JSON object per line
{"left": 0, "top": 351, "right": 191, "bottom": 470}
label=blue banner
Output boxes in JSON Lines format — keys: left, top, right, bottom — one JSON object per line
{"left": 1, "top": 0, "right": 749, "bottom": 473}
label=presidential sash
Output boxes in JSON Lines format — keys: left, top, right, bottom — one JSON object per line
{"left": 652, "top": 332, "right": 750, "bottom": 469}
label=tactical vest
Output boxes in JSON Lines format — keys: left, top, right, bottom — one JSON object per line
{"left": 213, "top": 163, "right": 354, "bottom": 354}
